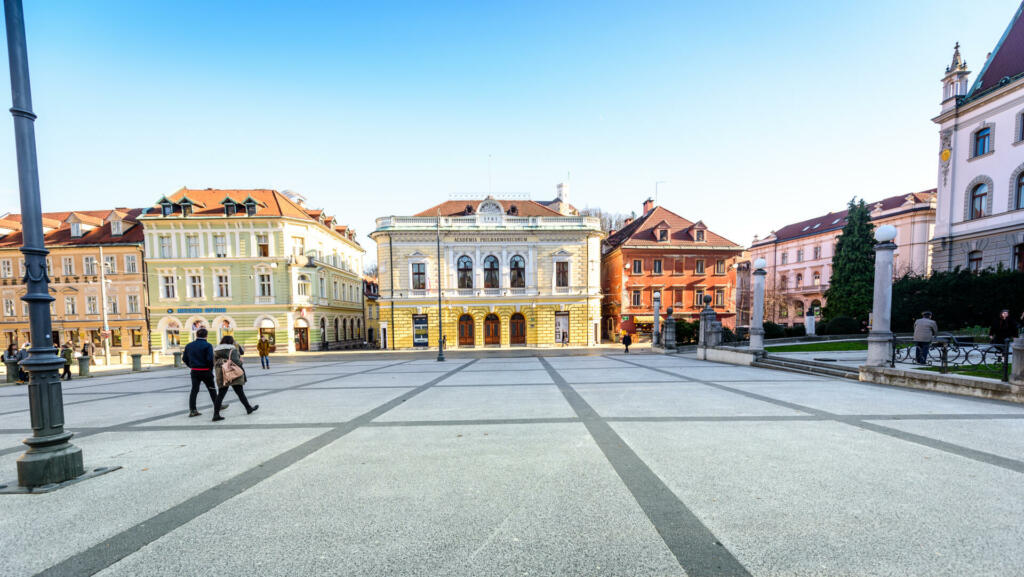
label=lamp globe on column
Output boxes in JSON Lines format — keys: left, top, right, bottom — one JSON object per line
{"left": 874, "top": 225, "right": 897, "bottom": 243}
{"left": 753, "top": 258, "right": 767, "bottom": 271}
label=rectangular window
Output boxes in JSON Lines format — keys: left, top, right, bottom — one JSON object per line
{"left": 257, "top": 234, "right": 270, "bottom": 257}
{"left": 64, "top": 296, "right": 76, "bottom": 315}
{"left": 124, "top": 255, "right": 137, "bottom": 273}
{"left": 555, "top": 261, "right": 569, "bottom": 287}
{"left": 0, "top": 259, "right": 10, "bottom": 278}
{"left": 694, "top": 289, "right": 705, "bottom": 306}
{"left": 4, "top": 299, "right": 15, "bottom": 316}
{"left": 631, "top": 290, "right": 641, "bottom": 307}
{"left": 104, "top": 255, "right": 117, "bottom": 274}
{"left": 632, "top": 259, "right": 642, "bottom": 274}
{"left": 813, "top": 246, "right": 821, "bottom": 259}
{"left": 974, "top": 127, "right": 991, "bottom": 157}
{"left": 659, "top": 229, "right": 668, "bottom": 241}
{"left": 695, "top": 230, "right": 705, "bottom": 242}
{"left": 214, "top": 235, "right": 227, "bottom": 258}
{"left": 188, "top": 274, "right": 203, "bottom": 298}
{"left": 106, "top": 296, "right": 119, "bottom": 315}
{"left": 161, "top": 275, "right": 176, "bottom": 299}
{"left": 714, "top": 288, "right": 725, "bottom": 307}
{"left": 412, "top": 262, "right": 426, "bottom": 290}
{"left": 83, "top": 256, "right": 97, "bottom": 276}
{"left": 127, "top": 294, "right": 139, "bottom": 313}
{"left": 333, "top": 281, "right": 339, "bottom": 300}
{"left": 70, "top": 222, "right": 82, "bottom": 237}
{"left": 258, "top": 273, "right": 272, "bottom": 297}
{"left": 131, "top": 329, "right": 143, "bottom": 347}
{"left": 185, "top": 235, "right": 200, "bottom": 258}
{"left": 319, "top": 277, "right": 326, "bottom": 297}
{"left": 715, "top": 259, "right": 726, "bottom": 275}
{"left": 695, "top": 259, "right": 705, "bottom": 274}
{"left": 292, "top": 237, "right": 305, "bottom": 257}
{"left": 111, "top": 328, "right": 122, "bottom": 347}
{"left": 86, "top": 296, "right": 98, "bottom": 314}
{"left": 781, "top": 252, "right": 789, "bottom": 265}
{"left": 796, "top": 250, "right": 803, "bottom": 263}
{"left": 111, "top": 220, "right": 123, "bottom": 236}
{"left": 216, "top": 274, "right": 230, "bottom": 298}
{"left": 62, "top": 257, "right": 74, "bottom": 275}
{"left": 159, "top": 236, "right": 171, "bottom": 258}
{"left": 653, "top": 259, "right": 662, "bottom": 274}
{"left": 968, "top": 251, "right": 983, "bottom": 272}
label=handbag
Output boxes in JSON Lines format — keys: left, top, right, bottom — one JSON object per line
{"left": 221, "top": 357, "right": 244, "bottom": 383}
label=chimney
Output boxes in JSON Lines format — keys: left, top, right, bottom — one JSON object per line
{"left": 623, "top": 217, "right": 633, "bottom": 226}
{"left": 608, "top": 228, "right": 616, "bottom": 237}
{"left": 643, "top": 198, "right": 654, "bottom": 213}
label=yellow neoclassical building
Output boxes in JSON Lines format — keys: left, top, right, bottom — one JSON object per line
{"left": 370, "top": 193, "right": 603, "bottom": 350}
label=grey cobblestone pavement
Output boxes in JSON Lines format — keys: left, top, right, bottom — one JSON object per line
{"left": 1, "top": 350, "right": 1023, "bottom": 576}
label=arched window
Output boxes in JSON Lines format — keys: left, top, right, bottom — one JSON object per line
{"left": 510, "top": 255, "right": 525, "bottom": 288}
{"left": 320, "top": 317, "right": 326, "bottom": 343}
{"left": 795, "top": 274, "right": 803, "bottom": 287}
{"left": 1016, "top": 173, "right": 1024, "bottom": 211}
{"left": 813, "top": 272, "right": 821, "bottom": 286}
{"left": 297, "top": 274, "right": 311, "bottom": 296}
{"left": 794, "top": 301, "right": 805, "bottom": 317}
{"left": 457, "top": 256, "right": 473, "bottom": 289}
{"left": 968, "top": 250, "right": 983, "bottom": 272}
{"left": 334, "top": 317, "right": 340, "bottom": 341}
{"left": 970, "top": 183, "right": 988, "bottom": 219}
{"left": 483, "top": 256, "right": 499, "bottom": 288}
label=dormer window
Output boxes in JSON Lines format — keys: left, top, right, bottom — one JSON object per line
{"left": 245, "top": 201, "right": 257, "bottom": 216}
{"left": 70, "top": 223, "right": 82, "bottom": 238}
{"left": 225, "top": 203, "right": 237, "bottom": 217}
{"left": 110, "top": 220, "right": 123, "bottom": 236}
{"left": 695, "top": 230, "right": 705, "bottom": 242}
{"left": 180, "top": 202, "right": 192, "bottom": 217}
{"left": 161, "top": 203, "right": 173, "bottom": 217}
{"left": 658, "top": 229, "right": 668, "bottom": 241}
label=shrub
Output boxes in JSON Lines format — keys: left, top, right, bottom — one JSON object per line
{"left": 784, "top": 325, "right": 806, "bottom": 338}
{"left": 763, "top": 321, "right": 786, "bottom": 339}
{"left": 825, "top": 316, "right": 861, "bottom": 335}
{"left": 721, "top": 326, "right": 738, "bottom": 343}
{"left": 675, "top": 320, "right": 699, "bottom": 345}
{"left": 814, "top": 320, "right": 829, "bottom": 336}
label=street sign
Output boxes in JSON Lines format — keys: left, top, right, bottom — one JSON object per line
{"left": 100, "top": 330, "right": 111, "bottom": 340}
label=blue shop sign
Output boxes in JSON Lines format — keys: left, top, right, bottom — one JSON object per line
{"left": 175, "top": 307, "right": 228, "bottom": 314}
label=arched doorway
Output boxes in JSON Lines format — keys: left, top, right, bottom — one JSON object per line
{"left": 458, "top": 314, "right": 474, "bottom": 346}
{"left": 294, "top": 318, "right": 309, "bottom": 351}
{"left": 319, "top": 317, "right": 327, "bottom": 345}
{"left": 484, "top": 314, "right": 500, "bottom": 345}
{"left": 510, "top": 313, "right": 526, "bottom": 345}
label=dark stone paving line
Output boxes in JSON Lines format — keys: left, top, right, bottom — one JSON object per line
{"left": 608, "top": 356, "right": 1024, "bottom": 475}
{"left": 364, "top": 417, "right": 581, "bottom": 427}
{"left": 538, "top": 357, "right": 753, "bottom": 577}
{"left": 0, "top": 360, "right": 413, "bottom": 458}
{"left": 31, "top": 359, "right": 478, "bottom": 577}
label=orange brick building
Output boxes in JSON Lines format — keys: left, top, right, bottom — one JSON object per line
{"left": 601, "top": 199, "right": 744, "bottom": 339}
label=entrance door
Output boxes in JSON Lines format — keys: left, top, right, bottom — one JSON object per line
{"left": 458, "top": 314, "right": 475, "bottom": 346}
{"left": 554, "top": 312, "right": 569, "bottom": 345}
{"left": 484, "top": 314, "right": 500, "bottom": 345}
{"left": 295, "top": 328, "right": 309, "bottom": 351}
{"left": 510, "top": 313, "right": 526, "bottom": 345}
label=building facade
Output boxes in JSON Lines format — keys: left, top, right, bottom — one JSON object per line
{"left": 140, "top": 188, "right": 364, "bottom": 354}
{"left": 370, "top": 195, "right": 603, "bottom": 349}
{"left": 749, "top": 191, "right": 936, "bottom": 326}
{"left": 0, "top": 209, "right": 149, "bottom": 355}
{"left": 601, "top": 199, "right": 744, "bottom": 338}
{"left": 931, "top": 6, "right": 1024, "bottom": 272}
{"left": 363, "top": 276, "right": 380, "bottom": 348}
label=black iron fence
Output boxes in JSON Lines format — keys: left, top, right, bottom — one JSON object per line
{"left": 891, "top": 334, "right": 1012, "bottom": 382}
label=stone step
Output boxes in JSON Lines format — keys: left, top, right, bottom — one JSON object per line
{"left": 753, "top": 358, "right": 860, "bottom": 381}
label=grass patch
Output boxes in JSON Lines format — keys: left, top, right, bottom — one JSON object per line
{"left": 765, "top": 341, "right": 868, "bottom": 353}
{"left": 918, "top": 364, "right": 1010, "bottom": 379}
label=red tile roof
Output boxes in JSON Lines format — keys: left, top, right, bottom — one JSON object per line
{"left": 967, "top": 1, "right": 1024, "bottom": 100}
{"left": 753, "top": 190, "right": 935, "bottom": 246}
{"left": 604, "top": 205, "right": 741, "bottom": 248}
{"left": 0, "top": 208, "right": 145, "bottom": 248}
{"left": 415, "top": 198, "right": 562, "bottom": 217}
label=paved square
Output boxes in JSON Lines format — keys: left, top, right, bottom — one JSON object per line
{"left": 1, "top": 351, "right": 1023, "bottom": 576}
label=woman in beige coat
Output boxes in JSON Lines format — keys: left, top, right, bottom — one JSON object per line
{"left": 212, "top": 336, "right": 258, "bottom": 422}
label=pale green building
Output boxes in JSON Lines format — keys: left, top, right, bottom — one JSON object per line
{"left": 139, "top": 188, "right": 365, "bottom": 353}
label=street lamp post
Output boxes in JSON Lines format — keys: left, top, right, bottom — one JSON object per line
{"left": 652, "top": 290, "right": 661, "bottom": 346}
{"left": 866, "top": 225, "right": 897, "bottom": 366}
{"left": 5, "top": 0, "right": 84, "bottom": 487}
{"left": 436, "top": 213, "right": 445, "bottom": 362}
{"left": 99, "top": 245, "right": 111, "bottom": 365}
{"left": 749, "top": 258, "right": 767, "bottom": 353}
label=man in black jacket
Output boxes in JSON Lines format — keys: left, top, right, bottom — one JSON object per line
{"left": 182, "top": 328, "right": 227, "bottom": 417}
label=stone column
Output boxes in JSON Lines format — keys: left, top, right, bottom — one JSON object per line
{"left": 866, "top": 225, "right": 897, "bottom": 366}
{"left": 1011, "top": 336, "right": 1024, "bottom": 385}
{"left": 698, "top": 295, "right": 716, "bottom": 348}
{"left": 663, "top": 307, "right": 676, "bottom": 351}
{"left": 749, "top": 259, "right": 767, "bottom": 353}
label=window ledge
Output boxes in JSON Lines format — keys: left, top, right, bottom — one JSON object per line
{"left": 967, "top": 150, "right": 995, "bottom": 162}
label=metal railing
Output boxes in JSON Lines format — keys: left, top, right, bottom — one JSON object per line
{"left": 891, "top": 334, "right": 1011, "bottom": 382}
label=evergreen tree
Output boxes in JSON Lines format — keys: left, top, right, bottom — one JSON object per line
{"left": 823, "top": 198, "right": 876, "bottom": 321}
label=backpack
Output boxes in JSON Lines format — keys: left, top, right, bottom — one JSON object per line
{"left": 221, "top": 356, "right": 244, "bottom": 384}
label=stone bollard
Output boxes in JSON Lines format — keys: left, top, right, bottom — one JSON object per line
{"left": 131, "top": 353, "right": 143, "bottom": 372}
{"left": 119, "top": 351, "right": 129, "bottom": 365}
{"left": 709, "top": 321, "right": 723, "bottom": 347}
{"left": 698, "top": 295, "right": 717, "bottom": 348}
{"left": 172, "top": 351, "right": 182, "bottom": 368}
{"left": 663, "top": 307, "right": 676, "bottom": 351}
{"left": 78, "top": 356, "right": 91, "bottom": 377}
{"left": 5, "top": 360, "right": 18, "bottom": 383}
{"left": 1012, "top": 337, "right": 1024, "bottom": 385}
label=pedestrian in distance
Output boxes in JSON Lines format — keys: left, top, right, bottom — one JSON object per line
{"left": 990, "top": 309, "right": 1018, "bottom": 347}
{"left": 3, "top": 344, "right": 21, "bottom": 383}
{"left": 182, "top": 328, "right": 227, "bottom": 418}
{"left": 16, "top": 342, "right": 29, "bottom": 383}
{"left": 60, "top": 342, "right": 74, "bottom": 380}
{"left": 212, "top": 335, "right": 258, "bottom": 422}
{"left": 913, "top": 311, "right": 939, "bottom": 364}
{"left": 622, "top": 331, "right": 632, "bottom": 354}
{"left": 257, "top": 335, "right": 271, "bottom": 369}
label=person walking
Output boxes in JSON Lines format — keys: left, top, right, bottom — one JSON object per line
{"left": 990, "top": 309, "right": 1018, "bottom": 347}
{"left": 622, "top": 331, "right": 632, "bottom": 354}
{"left": 257, "top": 335, "right": 271, "bottom": 369}
{"left": 60, "top": 342, "right": 74, "bottom": 380}
{"left": 15, "top": 343, "right": 30, "bottom": 383}
{"left": 212, "top": 335, "right": 258, "bottom": 422}
{"left": 913, "top": 311, "right": 939, "bottom": 364}
{"left": 182, "top": 328, "right": 227, "bottom": 418}
{"left": 4, "top": 344, "right": 20, "bottom": 383}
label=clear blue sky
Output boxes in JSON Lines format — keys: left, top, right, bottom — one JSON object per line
{"left": 0, "top": 0, "right": 1020, "bottom": 264}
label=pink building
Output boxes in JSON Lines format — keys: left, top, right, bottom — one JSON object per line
{"left": 749, "top": 191, "right": 936, "bottom": 327}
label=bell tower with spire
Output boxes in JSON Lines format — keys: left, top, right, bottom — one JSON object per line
{"left": 941, "top": 42, "right": 970, "bottom": 112}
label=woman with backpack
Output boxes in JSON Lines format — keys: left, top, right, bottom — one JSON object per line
{"left": 211, "top": 335, "right": 258, "bottom": 422}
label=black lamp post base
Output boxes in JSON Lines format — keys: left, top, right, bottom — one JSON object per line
{"left": 17, "top": 442, "right": 84, "bottom": 488}
{"left": 3, "top": 464, "right": 119, "bottom": 495}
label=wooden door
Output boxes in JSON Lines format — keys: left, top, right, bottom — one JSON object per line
{"left": 510, "top": 313, "right": 526, "bottom": 345}
{"left": 458, "top": 315, "right": 474, "bottom": 346}
{"left": 484, "top": 314, "right": 500, "bottom": 345}
{"left": 295, "top": 328, "right": 308, "bottom": 351}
